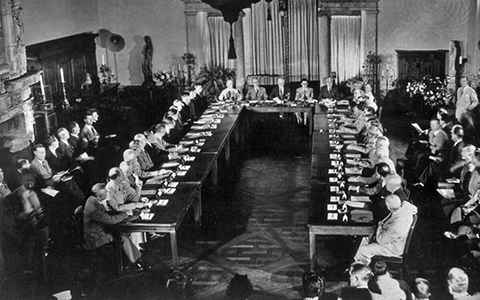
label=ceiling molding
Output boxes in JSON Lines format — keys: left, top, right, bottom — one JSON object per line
{"left": 318, "top": 0, "right": 378, "bottom": 16}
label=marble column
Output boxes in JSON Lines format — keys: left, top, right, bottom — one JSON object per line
{"left": 318, "top": 15, "right": 330, "bottom": 83}
{"left": 185, "top": 11, "right": 201, "bottom": 73}
{"left": 234, "top": 13, "right": 246, "bottom": 90}
{"left": 197, "top": 11, "right": 209, "bottom": 70}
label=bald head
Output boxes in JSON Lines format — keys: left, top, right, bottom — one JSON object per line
{"left": 385, "top": 174, "right": 403, "bottom": 192}
{"left": 448, "top": 267, "right": 469, "bottom": 294}
{"left": 385, "top": 194, "right": 401, "bottom": 212}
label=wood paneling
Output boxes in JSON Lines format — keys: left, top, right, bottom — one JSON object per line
{"left": 396, "top": 50, "right": 448, "bottom": 81}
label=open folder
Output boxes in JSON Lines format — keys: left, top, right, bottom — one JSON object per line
{"left": 411, "top": 123, "right": 424, "bottom": 135}
{"left": 437, "top": 188, "right": 455, "bottom": 199}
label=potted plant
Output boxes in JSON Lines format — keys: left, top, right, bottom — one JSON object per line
{"left": 194, "top": 64, "right": 236, "bottom": 102}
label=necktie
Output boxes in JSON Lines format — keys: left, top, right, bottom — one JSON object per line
{"left": 91, "top": 126, "right": 98, "bottom": 137}
{"left": 280, "top": 87, "right": 283, "bottom": 97}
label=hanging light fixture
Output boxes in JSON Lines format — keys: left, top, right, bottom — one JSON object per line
{"left": 228, "top": 24, "right": 237, "bottom": 59}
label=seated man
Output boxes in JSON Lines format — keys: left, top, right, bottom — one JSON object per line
{"left": 295, "top": 78, "right": 314, "bottom": 101}
{"left": 269, "top": 77, "right": 291, "bottom": 102}
{"left": 83, "top": 183, "right": 141, "bottom": 265}
{"left": 368, "top": 257, "right": 407, "bottom": 300}
{"left": 132, "top": 134, "right": 155, "bottom": 172}
{"left": 57, "top": 127, "right": 93, "bottom": 168}
{"left": 44, "top": 135, "right": 66, "bottom": 174}
{"left": 190, "top": 84, "right": 208, "bottom": 117}
{"left": 354, "top": 195, "right": 417, "bottom": 264}
{"left": 218, "top": 79, "right": 242, "bottom": 102}
{"left": 80, "top": 111, "right": 101, "bottom": 155}
{"left": 340, "top": 262, "right": 373, "bottom": 300}
{"left": 319, "top": 76, "right": 339, "bottom": 102}
{"left": 68, "top": 121, "right": 83, "bottom": 152}
{"left": 349, "top": 163, "right": 392, "bottom": 196}
{"left": 411, "top": 278, "right": 431, "bottom": 300}
{"left": 105, "top": 168, "right": 145, "bottom": 212}
{"left": 446, "top": 267, "right": 480, "bottom": 299}
{"left": 448, "top": 125, "right": 466, "bottom": 178}
{"left": 301, "top": 272, "right": 336, "bottom": 300}
{"left": 30, "top": 144, "right": 85, "bottom": 207}
{"left": 245, "top": 77, "right": 267, "bottom": 101}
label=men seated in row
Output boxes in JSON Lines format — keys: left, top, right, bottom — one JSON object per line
{"left": 83, "top": 182, "right": 142, "bottom": 266}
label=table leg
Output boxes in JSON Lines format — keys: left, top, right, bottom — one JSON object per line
{"left": 212, "top": 159, "right": 218, "bottom": 188}
{"left": 309, "top": 230, "right": 316, "bottom": 272}
{"left": 309, "top": 111, "right": 313, "bottom": 136}
{"left": 225, "top": 138, "right": 231, "bottom": 169}
{"left": 194, "top": 188, "right": 202, "bottom": 226}
{"left": 170, "top": 230, "right": 178, "bottom": 269}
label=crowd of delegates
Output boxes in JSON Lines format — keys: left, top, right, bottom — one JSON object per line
{"left": 0, "top": 84, "right": 209, "bottom": 293}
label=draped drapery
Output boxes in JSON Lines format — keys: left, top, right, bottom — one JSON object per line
{"left": 288, "top": 0, "right": 319, "bottom": 82}
{"left": 244, "top": 1, "right": 284, "bottom": 85}
{"left": 331, "top": 15, "right": 362, "bottom": 83}
{"left": 207, "top": 16, "right": 236, "bottom": 69}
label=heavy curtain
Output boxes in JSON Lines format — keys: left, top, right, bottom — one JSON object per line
{"left": 244, "top": 1, "right": 284, "bottom": 85}
{"left": 288, "top": 0, "right": 319, "bottom": 82}
{"left": 207, "top": 16, "right": 236, "bottom": 69}
{"left": 331, "top": 15, "right": 362, "bottom": 83}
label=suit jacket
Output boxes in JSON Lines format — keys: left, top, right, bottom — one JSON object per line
{"left": 428, "top": 129, "right": 448, "bottom": 155}
{"left": 83, "top": 196, "right": 128, "bottom": 250}
{"left": 192, "top": 93, "right": 208, "bottom": 116}
{"left": 80, "top": 124, "right": 99, "bottom": 151}
{"left": 376, "top": 201, "right": 417, "bottom": 256}
{"left": 319, "top": 85, "right": 339, "bottom": 100}
{"left": 449, "top": 140, "right": 465, "bottom": 167}
{"left": 68, "top": 135, "right": 81, "bottom": 152}
{"left": 30, "top": 158, "right": 54, "bottom": 186}
{"left": 269, "top": 86, "right": 291, "bottom": 101}
{"left": 295, "top": 87, "right": 314, "bottom": 101}
{"left": 58, "top": 140, "right": 75, "bottom": 159}
{"left": 245, "top": 86, "right": 267, "bottom": 100}
{"left": 45, "top": 147, "right": 65, "bottom": 173}
{"left": 136, "top": 149, "right": 154, "bottom": 171}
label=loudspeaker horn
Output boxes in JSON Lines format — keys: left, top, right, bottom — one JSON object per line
{"left": 96, "top": 29, "right": 112, "bottom": 48}
{"left": 107, "top": 34, "right": 125, "bottom": 53}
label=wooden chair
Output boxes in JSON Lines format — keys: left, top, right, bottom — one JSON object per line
{"left": 373, "top": 213, "right": 418, "bottom": 281}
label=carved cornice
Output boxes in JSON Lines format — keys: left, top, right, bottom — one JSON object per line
{"left": 318, "top": 0, "right": 378, "bottom": 16}
{"left": 181, "top": 0, "right": 221, "bottom": 16}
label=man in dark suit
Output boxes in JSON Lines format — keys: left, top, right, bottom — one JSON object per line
{"left": 319, "top": 76, "right": 339, "bottom": 101}
{"left": 191, "top": 84, "right": 208, "bottom": 116}
{"left": 79, "top": 112, "right": 100, "bottom": 154}
{"left": 269, "top": 77, "right": 291, "bottom": 101}
{"left": 44, "top": 135, "right": 66, "bottom": 174}
{"left": 295, "top": 78, "right": 314, "bottom": 101}
{"left": 83, "top": 183, "right": 141, "bottom": 264}
{"left": 448, "top": 125, "right": 466, "bottom": 177}
{"left": 68, "top": 121, "right": 82, "bottom": 152}
{"left": 245, "top": 77, "right": 267, "bottom": 101}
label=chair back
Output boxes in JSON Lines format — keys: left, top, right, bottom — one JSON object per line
{"left": 403, "top": 213, "right": 418, "bottom": 256}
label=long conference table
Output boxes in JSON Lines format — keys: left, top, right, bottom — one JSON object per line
{"left": 118, "top": 101, "right": 316, "bottom": 268}
{"left": 118, "top": 100, "right": 375, "bottom": 269}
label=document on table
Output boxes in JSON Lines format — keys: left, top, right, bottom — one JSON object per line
{"left": 327, "top": 213, "right": 338, "bottom": 220}
{"left": 350, "top": 196, "right": 371, "bottom": 202}
{"left": 41, "top": 188, "right": 59, "bottom": 197}
{"left": 411, "top": 123, "right": 424, "bottom": 134}
{"left": 156, "top": 199, "right": 169, "bottom": 206}
{"left": 345, "top": 167, "right": 362, "bottom": 175}
{"left": 346, "top": 201, "right": 365, "bottom": 208}
{"left": 140, "top": 212, "right": 154, "bottom": 221}
{"left": 140, "top": 189, "right": 157, "bottom": 197}
{"left": 437, "top": 188, "right": 455, "bottom": 199}
{"left": 348, "top": 176, "right": 361, "bottom": 183}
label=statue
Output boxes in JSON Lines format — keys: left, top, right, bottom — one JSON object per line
{"left": 449, "top": 41, "right": 459, "bottom": 78}
{"left": 142, "top": 35, "right": 154, "bottom": 88}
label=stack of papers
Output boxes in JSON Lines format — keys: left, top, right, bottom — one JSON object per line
{"left": 437, "top": 188, "right": 455, "bottom": 199}
{"left": 346, "top": 201, "right": 365, "bottom": 208}
{"left": 140, "top": 189, "right": 157, "bottom": 197}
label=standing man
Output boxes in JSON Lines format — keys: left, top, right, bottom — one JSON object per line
{"left": 269, "top": 77, "right": 291, "bottom": 102}
{"left": 319, "top": 77, "right": 339, "bottom": 101}
{"left": 80, "top": 111, "right": 101, "bottom": 154}
{"left": 456, "top": 76, "right": 478, "bottom": 127}
{"left": 245, "top": 77, "right": 267, "bottom": 101}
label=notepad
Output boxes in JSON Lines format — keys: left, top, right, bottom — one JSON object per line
{"left": 437, "top": 188, "right": 455, "bottom": 199}
{"left": 350, "top": 196, "right": 371, "bottom": 202}
{"left": 156, "top": 199, "right": 169, "bottom": 206}
{"left": 346, "top": 201, "right": 365, "bottom": 208}
{"left": 41, "top": 188, "right": 59, "bottom": 197}
{"left": 140, "top": 189, "right": 157, "bottom": 197}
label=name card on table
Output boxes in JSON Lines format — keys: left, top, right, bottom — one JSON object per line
{"left": 163, "top": 188, "right": 176, "bottom": 195}
{"left": 140, "top": 212, "right": 154, "bottom": 220}
{"left": 183, "top": 155, "right": 195, "bottom": 162}
{"left": 156, "top": 199, "right": 169, "bottom": 206}
{"left": 176, "top": 171, "right": 187, "bottom": 176}
{"left": 329, "top": 177, "right": 338, "bottom": 183}
{"left": 329, "top": 154, "right": 341, "bottom": 160}
{"left": 330, "top": 186, "right": 339, "bottom": 192}
{"left": 330, "top": 196, "right": 340, "bottom": 202}
{"left": 209, "top": 124, "right": 218, "bottom": 130}
{"left": 350, "top": 196, "right": 371, "bottom": 202}
{"left": 190, "top": 147, "right": 201, "bottom": 153}
{"left": 167, "top": 182, "right": 179, "bottom": 188}
{"left": 327, "top": 204, "right": 338, "bottom": 211}
{"left": 327, "top": 213, "right": 338, "bottom": 220}
{"left": 345, "top": 153, "right": 361, "bottom": 158}
{"left": 331, "top": 160, "right": 340, "bottom": 167}
{"left": 213, "top": 119, "right": 222, "bottom": 124}
{"left": 179, "top": 165, "right": 191, "bottom": 171}
{"left": 328, "top": 169, "right": 337, "bottom": 174}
